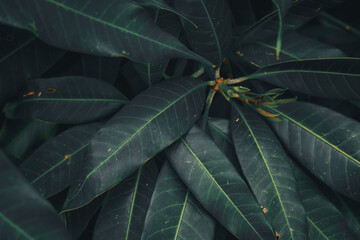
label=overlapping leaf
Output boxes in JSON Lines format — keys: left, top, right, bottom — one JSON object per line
{"left": 173, "top": 0, "right": 232, "bottom": 66}
{"left": 20, "top": 122, "right": 102, "bottom": 198}
{"left": 267, "top": 101, "right": 360, "bottom": 201}
{"left": 237, "top": 32, "right": 346, "bottom": 67}
{"left": 166, "top": 125, "right": 274, "bottom": 240}
{"left": 0, "top": 151, "right": 72, "bottom": 240}
{"left": 0, "top": 0, "right": 211, "bottom": 65}
{"left": 62, "top": 77, "right": 206, "bottom": 212}
{"left": 231, "top": 103, "right": 307, "bottom": 240}
{"left": 0, "top": 24, "right": 64, "bottom": 107}
{"left": 142, "top": 161, "right": 215, "bottom": 240}
{"left": 245, "top": 58, "right": 360, "bottom": 100}
{"left": 94, "top": 160, "right": 158, "bottom": 240}
{"left": 4, "top": 76, "right": 128, "bottom": 123}
{"left": 291, "top": 162, "right": 355, "bottom": 240}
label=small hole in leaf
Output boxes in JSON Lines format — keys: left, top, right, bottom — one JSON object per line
{"left": 47, "top": 88, "right": 56, "bottom": 93}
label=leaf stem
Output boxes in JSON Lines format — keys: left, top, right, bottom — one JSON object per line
{"left": 319, "top": 12, "right": 360, "bottom": 38}
{"left": 225, "top": 76, "right": 249, "bottom": 85}
{"left": 200, "top": 90, "right": 216, "bottom": 131}
{"left": 191, "top": 67, "right": 205, "bottom": 78}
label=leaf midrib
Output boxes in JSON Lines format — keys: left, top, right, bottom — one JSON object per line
{"left": 233, "top": 104, "right": 294, "bottom": 240}
{"left": 249, "top": 69, "right": 360, "bottom": 79}
{"left": 0, "top": 212, "right": 34, "bottom": 240}
{"left": 21, "top": 98, "right": 126, "bottom": 103}
{"left": 174, "top": 190, "right": 189, "bottom": 240}
{"left": 307, "top": 217, "right": 329, "bottom": 240}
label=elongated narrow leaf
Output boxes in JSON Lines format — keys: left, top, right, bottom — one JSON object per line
{"left": 267, "top": 101, "right": 360, "bottom": 201}
{"left": 0, "top": 119, "right": 57, "bottom": 164}
{"left": 167, "top": 126, "right": 274, "bottom": 240}
{"left": 247, "top": 58, "right": 360, "bottom": 100}
{"left": 0, "top": 24, "right": 64, "bottom": 106}
{"left": 20, "top": 122, "right": 102, "bottom": 198}
{"left": 231, "top": 103, "right": 307, "bottom": 240}
{"left": 238, "top": 32, "right": 346, "bottom": 67}
{"left": 4, "top": 76, "right": 128, "bottom": 123}
{"left": 132, "top": 9, "right": 181, "bottom": 87}
{"left": 63, "top": 77, "right": 206, "bottom": 211}
{"left": 142, "top": 161, "right": 215, "bottom": 240}
{"left": 290, "top": 162, "right": 355, "bottom": 240}
{"left": 0, "top": 0, "right": 211, "bottom": 65}
{"left": 173, "top": 0, "right": 232, "bottom": 66}
{"left": 0, "top": 151, "right": 72, "bottom": 240}
{"left": 94, "top": 160, "right": 158, "bottom": 240}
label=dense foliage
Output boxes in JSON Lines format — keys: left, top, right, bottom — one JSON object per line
{"left": 0, "top": 0, "right": 360, "bottom": 239}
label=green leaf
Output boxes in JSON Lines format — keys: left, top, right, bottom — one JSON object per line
{"left": 20, "top": 122, "right": 102, "bottom": 198}
{"left": 266, "top": 101, "right": 360, "bottom": 201}
{"left": 93, "top": 160, "right": 158, "bottom": 240}
{"left": 246, "top": 58, "right": 360, "bottom": 100}
{"left": 173, "top": 0, "right": 233, "bottom": 66}
{"left": 231, "top": 103, "right": 307, "bottom": 240}
{"left": 4, "top": 76, "right": 128, "bottom": 123}
{"left": 0, "top": 151, "right": 72, "bottom": 240}
{"left": 142, "top": 161, "right": 215, "bottom": 240}
{"left": 0, "top": 0, "right": 211, "bottom": 65}
{"left": 166, "top": 125, "right": 274, "bottom": 240}
{"left": 0, "top": 119, "right": 57, "bottom": 164}
{"left": 0, "top": 24, "right": 64, "bottom": 107}
{"left": 62, "top": 77, "right": 206, "bottom": 212}
{"left": 132, "top": 9, "right": 182, "bottom": 87}
{"left": 291, "top": 162, "right": 355, "bottom": 240}
{"left": 238, "top": 32, "right": 346, "bottom": 67}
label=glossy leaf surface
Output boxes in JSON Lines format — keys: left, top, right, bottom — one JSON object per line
{"left": 5, "top": 76, "right": 128, "bottom": 123}
{"left": 231, "top": 103, "right": 307, "bottom": 240}
{"left": 142, "top": 161, "right": 215, "bottom": 240}
{"left": 0, "top": 151, "right": 72, "bottom": 240}
{"left": 20, "top": 122, "right": 102, "bottom": 198}
{"left": 173, "top": 0, "right": 232, "bottom": 66}
{"left": 291, "top": 162, "right": 355, "bottom": 240}
{"left": 167, "top": 126, "right": 274, "bottom": 240}
{"left": 94, "top": 161, "right": 158, "bottom": 240}
{"left": 63, "top": 77, "right": 206, "bottom": 211}
{"left": 0, "top": 0, "right": 211, "bottom": 65}
{"left": 247, "top": 58, "right": 360, "bottom": 100}
{"left": 268, "top": 101, "right": 360, "bottom": 200}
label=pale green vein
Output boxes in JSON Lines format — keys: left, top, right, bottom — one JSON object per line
{"left": 0, "top": 212, "right": 34, "bottom": 240}
{"left": 249, "top": 69, "right": 360, "bottom": 79}
{"left": 208, "top": 121, "right": 232, "bottom": 143}
{"left": 21, "top": 98, "right": 126, "bottom": 103}
{"left": 174, "top": 191, "right": 189, "bottom": 240}
{"left": 307, "top": 217, "right": 329, "bottom": 240}
{"left": 0, "top": 37, "right": 36, "bottom": 64}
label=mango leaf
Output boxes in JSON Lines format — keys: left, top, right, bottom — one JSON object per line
{"left": 132, "top": 9, "right": 182, "bottom": 87}
{"left": 0, "top": 0, "right": 211, "bottom": 65}
{"left": 290, "top": 162, "right": 355, "bottom": 240}
{"left": 237, "top": 32, "right": 346, "bottom": 67}
{"left": 20, "top": 122, "right": 102, "bottom": 198}
{"left": 0, "top": 151, "right": 72, "bottom": 240}
{"left": 231, "top": 103, "right": 307, "bottom": 240}
{"left": 142, "top": 161, "right": 215, "bottom": 240}
{"left": 246, "top": 58, "right": 360, "bottom": 100}
{"left": 4, "top": 76, "right": 128, "bottom": 123}
{"left": 62, "top": 77, "right": 206, "bottom": 212}
{"left": 64, "top": 194, "right": 105, "bottom": 239}
{"left": 0, "top": 24, "right": 64, "bottom": 107}
{"left": 0, "top": 119, "right": 57, "bottom": 164}
{"left": 166, "top": 125, "right": 274, "bottom": 240}
{"left": 267, "top": 101, "right": 360, "bottom": 201}
{"left": 93, "top": 160, "right": 158, "bottom": 240}
{"left": 173, "top": 0, "right": 232, "bottom": 66}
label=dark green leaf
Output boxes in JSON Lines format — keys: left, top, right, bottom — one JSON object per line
{"left": 4, "top": 76, "right": 128, "bottom": 123}
{"left": 0, "top": 24, "right": 64, "bottom": 106}
{"left": 0, "top": 0, "right": 211, "bottom": 65}
{"left": 246, "top": 58, "right": 360, "bottom": 100}
{"left": 0, "top": 151, "right": 72, "bottom": 240}
{"left": 166, "top": 125, "right": 274, "bottom": 240}
{"left": 93, "top": 160, "right": 158, "bottom": 240}
{"left": 231, "top": 103, "right": 307, "bottom": 240}
{"left": 142, "top": 161, "right": 215, "bottom": 240}
{"left": 62, "top": 77, "right": 206, "bottom": 212}
{"left": 173, "top": 0, "right": 232, "bottom": 66}
{"left": 20, "top": 122, "right": 102, "bottom": 198}
{"left": 291, "top": 162, "right": 355, "bottom": 240}
{"left": 0, "top": 119, "right": 57, "bottom": 164}
{"left": 267, "top": 101, "right": 360, "bottom": 201}
{"left": 238, "top": 32, "right": 346, "bottom": 67}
